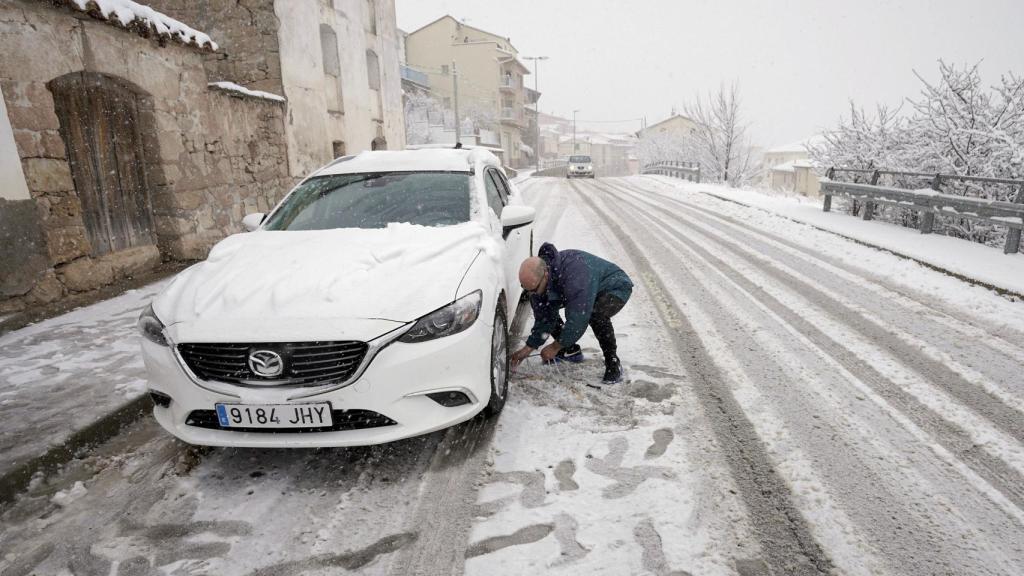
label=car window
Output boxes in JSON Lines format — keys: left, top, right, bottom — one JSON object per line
{"left": 263, "top": 172, "right": 471, "bottom": 230}
{"left": 490, "top": 170, "right": 510, "bottom": 204}
{"left": 570, "top": 155, "right": 591, "bottom": 163}
{"left": 483, "top": 169, "right": 504, "bottom": 217}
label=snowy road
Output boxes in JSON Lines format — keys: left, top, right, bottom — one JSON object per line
{"left": 2, "top": 176, "right": 1023, "bottom": 575}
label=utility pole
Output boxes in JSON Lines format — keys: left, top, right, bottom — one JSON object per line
{"left": 452, "top": 60, "right": 460, "bottom": 146}
{"left": 523, "top": 56, "right": 548, "bottom": 172}
{"left": 572, "top": 109, "right": 580, "bottom": 154}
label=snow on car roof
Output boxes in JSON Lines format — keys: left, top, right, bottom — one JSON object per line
{"left": 314, "top": 149, "right": 499, "bottom": 176}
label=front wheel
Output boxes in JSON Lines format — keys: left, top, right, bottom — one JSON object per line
{"left": 483, "top": 303, "right": 509, "bottom": 417}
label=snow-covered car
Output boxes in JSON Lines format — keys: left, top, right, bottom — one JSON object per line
{"left": 566, "top": 155, "right": 595, "bottom": 178}
{"left": 138, "top": 148, "right": 535, "bottom": 447}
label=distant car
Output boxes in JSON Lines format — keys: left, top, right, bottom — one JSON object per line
{"left": 567, "top": 155, "right": 595, "bottom": 179}
{"left": 139, "top": 148, "right": 535, "bottom": 448}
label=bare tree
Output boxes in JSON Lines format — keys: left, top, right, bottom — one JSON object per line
{"left": 686, "top": 82, "right": 755, "bottom": 186}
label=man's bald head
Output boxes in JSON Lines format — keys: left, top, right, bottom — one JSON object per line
{"left": 519, "top": 257, "right": 547, "bottom": 292}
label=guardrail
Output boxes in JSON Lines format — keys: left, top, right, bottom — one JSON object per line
{"left": 822, "top": 168, "right": 1024, "bottom": 254}
{"left": 641, "top": 161, "right": 701, "bottom": 183}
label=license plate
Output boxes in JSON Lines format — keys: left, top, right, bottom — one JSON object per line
{"left": 214, "top": 403, "right": 333, "bottom": 429}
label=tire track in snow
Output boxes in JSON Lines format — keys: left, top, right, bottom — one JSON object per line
{"left": 614, "top": 177, "right": 1024, "bottom": 398}
{"left": 569, "top": 181, "right": 836, "bottom": 576}
{"left": 584, "top": 180, "right": 1024, "bottom": 573}
{"left": 605, "top": 180, "right": 1024, "bottom": 444}
{"left": 596, "top": 180, "right": 1024, "bottom": 514}
{"left": 619, "top": 177, "right": 1024, "bottom": 349}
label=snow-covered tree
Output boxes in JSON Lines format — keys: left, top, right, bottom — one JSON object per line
{"left": 811, "top": 61, "right": 1024, "bottom": 247}
{"left": 685, "top": 83, "right": 757, "bottom": 186}
{"left": 404, "top": 92, "right": 444, "bottom": 146}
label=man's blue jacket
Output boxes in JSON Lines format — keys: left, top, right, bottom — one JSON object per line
{"left": 525, "top": 242, "right": 633, "bottom": 349}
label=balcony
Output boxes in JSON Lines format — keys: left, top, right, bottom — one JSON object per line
{"left": 400, "top": 65, "right": 429, "bottom": 89}
{"left": 499, "top": 75, "right": 518, "bottom": 91}
{"left": 500, "top": 107, "right": 526, "bottom": 127}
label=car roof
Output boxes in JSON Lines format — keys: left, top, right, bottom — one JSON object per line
{"left": 312, "top": 148, "right": 501, "bottom": 177}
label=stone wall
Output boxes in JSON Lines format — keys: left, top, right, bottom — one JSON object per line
{"left": 0, "top": 1, "right": 292, "bottom": 314}
{"left": 145, "top": 0, "right": 284, "bottom": 94}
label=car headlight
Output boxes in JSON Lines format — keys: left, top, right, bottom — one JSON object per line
{"left": 138, "top": 303, "right": 169, "bottom": 347}
{"left": 398, "top": 290, "right": 482, "bottom": 343}
{"left": 587, "top": 165, "right": 593, "bottom": 170}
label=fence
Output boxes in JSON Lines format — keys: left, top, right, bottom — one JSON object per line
{"left": 821, "top": 168, "right": 1024, "bottom": 255}
{"left": 641, "top": 161, "right": 701, "bottom": 183}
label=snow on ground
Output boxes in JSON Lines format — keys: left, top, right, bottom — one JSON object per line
{"left": 464, "top": 180, "right": 756, "bottom": 575}
{"left": 2, "top": 175, "right": 1023, "bottom": 575}
{"left": 648, "top": 176, "right": 1024, "bottom": 296}
{"left": 0, "top": 279, "right": 169, "bottom": 474}
{"left": 641, "top": 175, "right": 1024, "bottom": 330}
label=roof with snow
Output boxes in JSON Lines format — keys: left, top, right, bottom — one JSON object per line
{"left": 61, "top": 0, "right": 218, "bottom": 51}
{"left": 314, "top": 149, "right": 500, "bottom": 177}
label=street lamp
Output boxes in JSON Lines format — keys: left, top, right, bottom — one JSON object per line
{"left": 523, "top": 55, "right": 548, "bottom": 172}
{"left": 572, "top": 109, "right": 580, "bottom": 156}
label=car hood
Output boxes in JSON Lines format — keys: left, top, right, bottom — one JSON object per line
{"left": 154, "top": 222, "right": 493, "bottom": 342}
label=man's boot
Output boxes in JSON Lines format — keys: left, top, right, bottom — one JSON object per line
{"left": 602, "top": 355, "right": 623, "bottom": 384}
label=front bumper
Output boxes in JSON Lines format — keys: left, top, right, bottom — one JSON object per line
{"left": 142, "top": 317, "right": 493, "bottom": 448}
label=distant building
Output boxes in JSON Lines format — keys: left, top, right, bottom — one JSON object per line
{"left": 404, "top": 15, "right": 533, "bottom": 167}
{"left": 637, "top": 114, "right": 699, "bottom": 140}
{"left": 763, "top": 136, "right": 826, "bottom": 196}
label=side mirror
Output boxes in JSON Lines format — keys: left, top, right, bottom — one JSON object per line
{"left": 242, "top": 212, "right": 265, "bottom": 232}
{"left": 501, "top": 205, "right": 535, "bottom": 239}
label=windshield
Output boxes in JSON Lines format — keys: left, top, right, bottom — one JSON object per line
{"left": 262, "top": 172, "right": 472, "bottom": 231}
{"left": 570, "top": 156, "right": 592, "bottom": 163}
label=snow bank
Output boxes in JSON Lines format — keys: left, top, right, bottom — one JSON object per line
{"left": 155, "top": 222, "right": 494, "bottom": 333}
{"left": 208, "top": 82, "right": 285, "bottom": 103}
{"left": 67, "top": 0, "right": 218, "bottom": 50}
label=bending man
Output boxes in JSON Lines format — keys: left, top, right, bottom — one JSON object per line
{"left": 510, "top": 242, "right": 634, "bottom": 384}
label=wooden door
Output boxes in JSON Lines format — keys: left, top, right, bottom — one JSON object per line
{"left": 51, "top": 73, "right": 154, "bottom": 256}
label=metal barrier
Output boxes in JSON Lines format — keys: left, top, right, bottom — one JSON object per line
{"left": 641, "top": 161, "right": 701, "bottom": 182}
{"left": 822, "top": 168, "right": 1024, "bottom": 254}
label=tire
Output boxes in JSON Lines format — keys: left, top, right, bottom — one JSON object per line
{"left": 484, "top": 302, "right": 509, "bottom": 417}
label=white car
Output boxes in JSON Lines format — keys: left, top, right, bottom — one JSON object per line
{"left": 566, "top": 155, "right": 595, "bottom": 178}
{"left": 138, "top": 148, "right": 535, "bottom": 447}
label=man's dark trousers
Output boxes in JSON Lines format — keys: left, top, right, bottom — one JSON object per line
{"left": 549, "top": 292, "right": 627, "bottom": 361}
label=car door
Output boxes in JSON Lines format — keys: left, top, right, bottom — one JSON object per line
{"left": 482, "top": 168, "right": 514, "bottom": 315}
{"left": 490, "top": 169, "right": 529, "bottom": 313}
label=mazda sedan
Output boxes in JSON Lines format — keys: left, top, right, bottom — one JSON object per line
{"left": 138, "top": 148, "right": 535, "bottom": 447}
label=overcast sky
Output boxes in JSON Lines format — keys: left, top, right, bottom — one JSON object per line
{"left": 395, "top": 0, "right": 1023, "bottom": 148}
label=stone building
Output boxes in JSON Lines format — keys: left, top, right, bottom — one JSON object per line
{"left": 0, "top": 0, "right": 292, "bottom": 314}
{"left": 147, "top": 0, "right": 407, "bottom": 177}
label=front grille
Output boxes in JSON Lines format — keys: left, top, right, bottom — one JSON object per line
{"left": 178, "top": 341, "right": 369, "bottom": 387}
{"left": 185, "top": 409, "right": 396, "bottom": 433}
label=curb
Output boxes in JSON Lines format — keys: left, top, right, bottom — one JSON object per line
{"left": 693, "top": 189, "right": 1024, "bottom": 302}
{"left": 0, "top": 394, "right": 153, "bottom": 506}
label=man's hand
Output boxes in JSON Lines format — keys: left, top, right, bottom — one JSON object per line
{"left": 540, "top": 341, "right": 562, "bottom": 363}
{"left": 510, "top": 346, "right": 534, "bottom": 370}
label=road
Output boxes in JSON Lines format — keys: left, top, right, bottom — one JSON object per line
{"left": 1, "top": 176, "right": 1022, "bottom": 575}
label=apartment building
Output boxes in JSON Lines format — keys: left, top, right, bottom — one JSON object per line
{"left": 404, "top": 15, "right": 532, "bottom": 167}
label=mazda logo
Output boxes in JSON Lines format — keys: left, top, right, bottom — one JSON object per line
{"left": 248, "top": 350, "right": 284, "bottom": 378}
